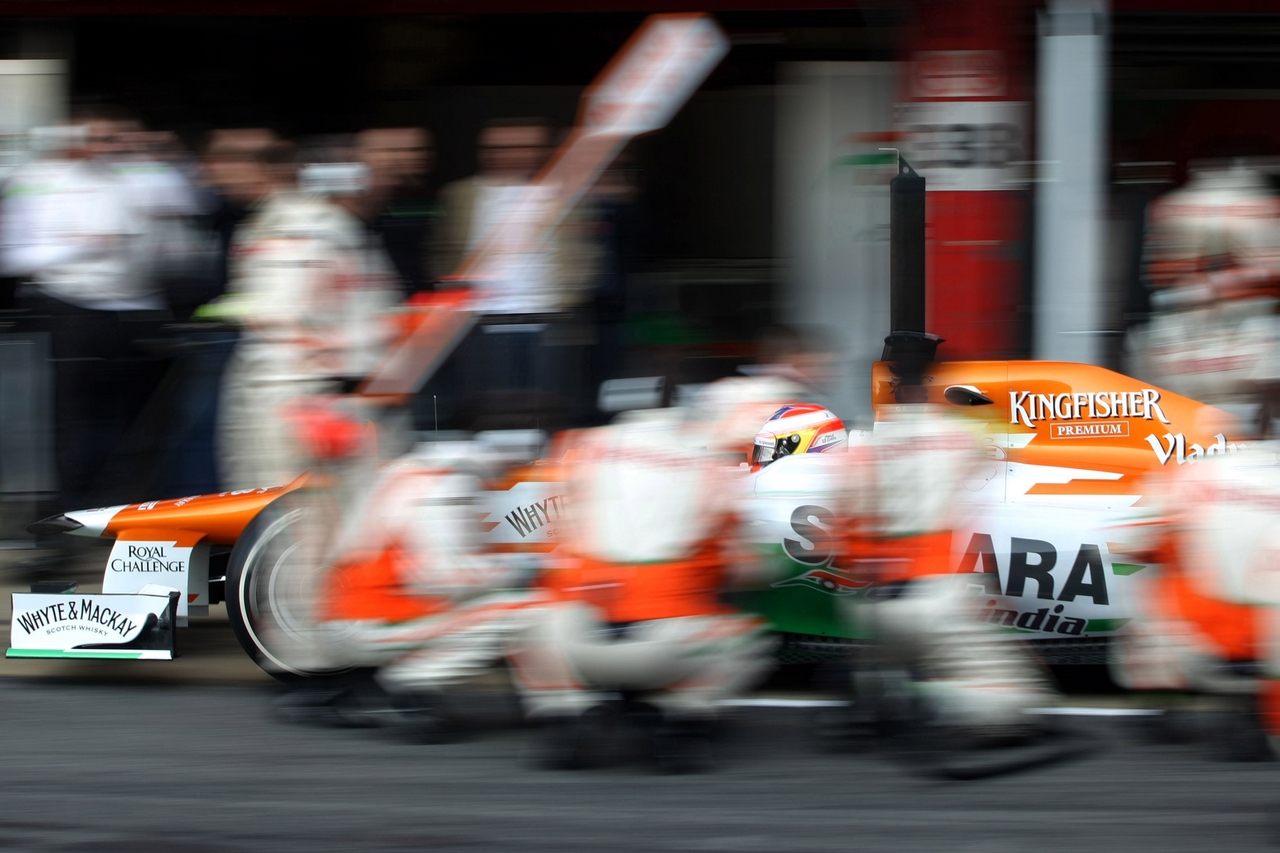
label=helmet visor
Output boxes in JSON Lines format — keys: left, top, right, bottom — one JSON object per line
{"left": 751, "top": 439, "right": 777, "bottom": 467}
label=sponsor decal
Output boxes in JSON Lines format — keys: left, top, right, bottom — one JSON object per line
{"left": 108, "top": 543, "right": 187, "bottom": 574}
{"left": 101, "top": 538, "right": 204, "bottom": 621}
{"left": 783, "top": 505, "right": 836, "bottom": 566}
{"left": 774, "top": 512, "right": 1127, "bottom": 636}
{"left": 896, "top": 100, "right": 1029, "bottom": 192}
{"left": 978, "top": 601, "right": 1086, "bottom": 635}
{"left": 1007, "top": 387, "right": 1243, "bottom": 465}
{"left": 957, "top": 533, "right": 1109, "bottom": 635}
{"left": 1051, "top": 420, "right": 1128, "bottom": 440}
{"left": 9, "top": 592, "right": 176, "bottom": 658}
{"left": 217, "top": 488, "right": 272, "bottom": 497}
{"left": 812, "top": 431, "right": 843, "bottom": 449}
{"left": 1145, "top": 432, "right": 1243, "bottom": 466}
{"left": 14, "top": 598, "right": 140, "bottom": 639}
{"left": 773, "top": 568, "right": 869, "bottom": 596}
{"left": 503, "top": 494, "right": 568, "bottom": 539}
{"left": 1009, "top": 389, "right": 1170, "bottom": 429}
{"left": 774, "top": 505, "right": 868, "bottom": 595}
{"left": 958, "top": 533, "right": 1108, "bottom": 603}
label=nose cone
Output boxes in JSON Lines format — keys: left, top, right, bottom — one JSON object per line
{"left": 26, "top": 514, "right": 84, "bottom": 537}
{"left": 28, "top": 504, "right": 127, "bottom": 538}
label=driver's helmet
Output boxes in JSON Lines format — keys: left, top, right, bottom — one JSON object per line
{"left": 750, "top": 404, "right": 846, "bottom": 469}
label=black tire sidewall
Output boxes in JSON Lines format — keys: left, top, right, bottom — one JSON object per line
{"left": 225, "top": 494, "right": 345, "bottom": 683}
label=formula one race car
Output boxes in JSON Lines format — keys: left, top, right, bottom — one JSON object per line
{"left": 11, "top": 347, "right": 1240, "bottom": 675}
{"left": 4, "top": 15, "right": 1246, "bottom": 677}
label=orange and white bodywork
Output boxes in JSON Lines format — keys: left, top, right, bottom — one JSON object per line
{"left": 23, "top": 480, "right": 306, "bottom": 627}
{"left": 43, "top": 480, "right": 305, "bottom": 546}
{"left": 743, "top": 357, "right": 1248, "bottom": 657}
{"left": 868, "top": 360, "right": 1245, "bottom": 647}
{"left": 872, "top": 360, "right": 1244, "bottom": 503}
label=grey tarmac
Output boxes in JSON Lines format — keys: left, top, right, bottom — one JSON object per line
{"left": 0, "top": 678, "right": 1277, "bottom": 852}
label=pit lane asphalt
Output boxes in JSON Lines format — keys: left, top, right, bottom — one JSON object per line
{"left": 1, "top": 678, "right": 1277, "bottom": 853}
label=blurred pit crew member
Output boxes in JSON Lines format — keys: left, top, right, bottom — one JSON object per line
{"left": 835, "top": 346, "right": 1054, "bottom": 738}
{"left": 687, "top": 324, "right": 840, "bottom": 463}
{"left": 1110, "top": 443, "right": 1280, "bottom": 757}
{"left": 216, "top": 140, "right": 400, "bottom": 490}
{"left": 1133, "top": 163, "right": 1280, "bottom": 432}
{"left": 508, "top": 408, "right": 774, "bottom": 772}
{"left": 311, "top": 440, "right": 527, "bottom": 735}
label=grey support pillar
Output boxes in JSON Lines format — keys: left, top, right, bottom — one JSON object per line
{"left": 1034, "top": 0, "right": 1109, "bottom": 364}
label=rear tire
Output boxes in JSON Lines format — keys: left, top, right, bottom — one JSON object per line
{"left": 226, "top": 489, "right": 351, "bottom": 682}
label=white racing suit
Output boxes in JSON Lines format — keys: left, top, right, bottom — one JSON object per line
{"left": 842, "top": 407, "right": 1054, "bottom": 732}
{"left": 217, "top": 192, "right": 399, "bottom": 490}
{"left": 509, "top": 409, "right": 774, "bottom": 720}
{"left": 316, "top": 449, "right": 525, "bottom": 695}
{"left": 1130, "top": 166, "right": 1280, "bottom": 421}
{"left": 1111, "top": 445, "right": 1280, "bottom": 708}
{"left": 685, "top": 373, "right": 808, "bottom": 461}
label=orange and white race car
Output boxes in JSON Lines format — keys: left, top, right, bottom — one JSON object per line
{"left": 4, "top": 15, "right": 1248, "bottom": 680}
{"left": 10, "top": 353, "right": 1243, "bottom": 675}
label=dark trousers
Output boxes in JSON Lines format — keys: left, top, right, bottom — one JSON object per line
{"left": 158, "top": 328, "right": 237, "bottom": 498}
{"left": 18, "top": 293, "right": 168, "bottom": 512}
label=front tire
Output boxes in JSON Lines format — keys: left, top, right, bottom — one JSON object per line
{"left": 226, "top": 489, "right": 351, "bottom": 681}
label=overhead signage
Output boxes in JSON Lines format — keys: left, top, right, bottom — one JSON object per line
{"left": 895, "top": 100, "right": 1029, "bottom": 191}
{"left": 910, "top": 50, "right": 1007, "bottom": 100}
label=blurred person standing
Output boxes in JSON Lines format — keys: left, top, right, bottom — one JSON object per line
{"left": 432, "top": 119, "right": 550, "bottom": 282}
{"left": 358, "top": 127, "right": 436, "bottom": 297}
{"left": 582, "top": 155, "right": 641, "bottom": 421}
{"left": 216, "top": 137, "right": 400, "bottom": 491}
{"left": 114, "top": 127, "right": 211, "bottom": 312}
{"left": 433, "top": 119, "right": 598, "bottom": 428}
{"left": 448, "top": 119, "right": 598, "bottom": 312}
{"left": 134, "top": 129, "right": 282, "bottom": 498}
{"left": 0, "top": 108, "right": 163, "bottom": 512}
{"left": 201, "top": 129, "right": 282, "bottom": 301}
